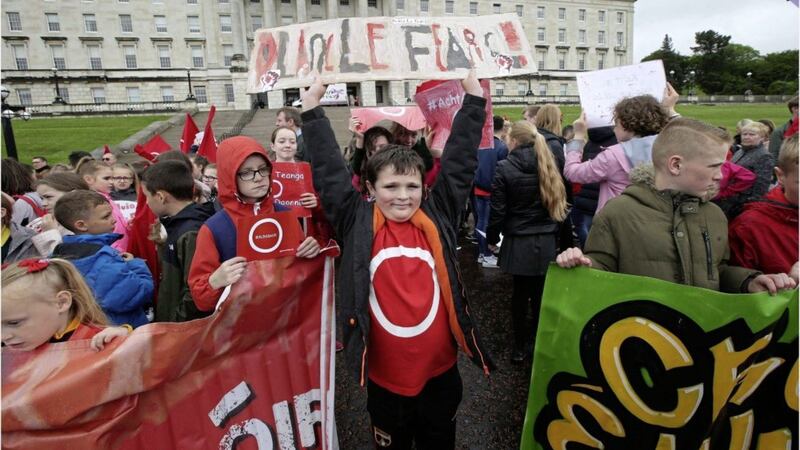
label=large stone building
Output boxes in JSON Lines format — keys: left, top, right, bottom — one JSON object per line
{"left": 1, "top": 0, "right": 634, "bottom": 110}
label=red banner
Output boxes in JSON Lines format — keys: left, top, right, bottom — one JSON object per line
{"left": 2, "top": 257, "right": 337, "bottom": 450}
{"left": 414, "top": 79, "right": 493, "bottom": 150}
{"left": 236, "top": 211, "right": 305, "bottom": 261}
{"left": 272, "top": 162, "right": 315, "bottom": 218}
{"left": 350, "top": 106, "right": 427, "bottom": 133}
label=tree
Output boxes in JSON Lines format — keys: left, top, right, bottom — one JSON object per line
{"left": 691, "top": 30, "right": 733, "bottom": 94}
{"left": 641, "top": 34, "right": 688, "bottom": 91}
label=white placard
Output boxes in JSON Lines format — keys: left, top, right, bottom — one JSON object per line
{"left": 320, "top": 83, "right": 348, "bottom": 105}
{"left": 576, "top": 60, "right": 667, "bottom": 129}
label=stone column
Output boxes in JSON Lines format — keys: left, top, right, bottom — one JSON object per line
{"left": 230, "top": 66, "right": 252, "bottom": 110}
{"left": 360, "top": 80, "right": 376, "bottom": 106}
{"left": 296, "top": 0, "right": 308, "bottom": 22}
{"left": 263, "top": 0, "right": 277, "bottom": 27}
{"left": 232, "top": 0, "right": 247, "bottom": 56}
{"left": 356, "top": 0, "right": 368, "bottom": 17}
{"left": 268, "top": 90, "right": 286, "bottom": 109}
{"left": 326, "top": 0, "right": 338, "bottom": 19}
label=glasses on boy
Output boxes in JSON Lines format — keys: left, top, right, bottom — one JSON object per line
{"left": 236, "top": 167, "right": 270, "bottom": 182}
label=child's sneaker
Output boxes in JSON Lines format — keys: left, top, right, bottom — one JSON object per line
{"left": 480, "top": 254, "right": 499, "bottom": 268}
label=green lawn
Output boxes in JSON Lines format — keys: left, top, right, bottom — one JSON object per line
{"left": 1, "top": 115, "right": 171, "bottom": 165}
{"left": 493, "top": 103, "right": 791, "bottom": 135}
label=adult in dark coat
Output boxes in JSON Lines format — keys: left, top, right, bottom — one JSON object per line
{"left": 570, "top": 126, "right": 617, "bottom": 248}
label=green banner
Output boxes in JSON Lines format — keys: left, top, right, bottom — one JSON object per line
{"left": 521, "top": 266, "right": 798, "bottom": 450}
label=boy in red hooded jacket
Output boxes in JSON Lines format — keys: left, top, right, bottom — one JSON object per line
{"left": 729, "top": 134, "right": 798, "bottom": 278}
{"left": 188, "top": 136, "right": 328, "bottom": 311}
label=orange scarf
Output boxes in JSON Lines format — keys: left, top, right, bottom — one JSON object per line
{"left": 372, "top": 207, "right": 472, "bottom": 358}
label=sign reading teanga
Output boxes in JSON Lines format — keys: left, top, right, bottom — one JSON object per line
{"left": 247, "top": 14, "right": 536, "bottom": 92}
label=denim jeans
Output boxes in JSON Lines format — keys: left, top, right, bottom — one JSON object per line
{"left": 472, "top": 195, "right": 491, "bottom": 257}
{"left": 570, "top": 209, "right": 594, "bottom": 249}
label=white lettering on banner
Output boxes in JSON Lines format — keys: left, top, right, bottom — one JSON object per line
{"left": 272, "top": 180, "right": 284, "bottom": 198}
{"left": 212, "top": 385, "right": 323, "bottom": 450}
{"left": 248, "top": 218, "right": 284, "bottom": 254}
{"left": 425, "top": 93, "right": 462, "bottom": 112}
{"left": 247, "top": 14, "right": 535, "bottom": 92}
{"left": 276, "top": 172, "right": 305, "bottom": 181}
{"left": 369, "top": 246, "right": 440, "bottom": 338}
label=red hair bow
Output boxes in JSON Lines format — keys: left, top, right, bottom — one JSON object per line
{"left": 16, "top": 258, "right": 50, "bottom": 273}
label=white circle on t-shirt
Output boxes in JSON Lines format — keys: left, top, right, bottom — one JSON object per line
{"left": 369, "top": 246, "right": 440, "bottom": 338}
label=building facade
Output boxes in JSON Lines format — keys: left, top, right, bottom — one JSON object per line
{"left": 1, "top": 0, "right": 635, "bottom": 110}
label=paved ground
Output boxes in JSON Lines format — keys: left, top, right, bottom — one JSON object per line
{"left": 333, "top": 235, "right": 535, "bottom": 449}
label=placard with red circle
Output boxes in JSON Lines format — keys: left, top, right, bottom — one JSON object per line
{"left": 271, "top": 162, "right": 315, "bottom": 218}
{"left": 237, "top": 211, "right": 304, "bottom": 260}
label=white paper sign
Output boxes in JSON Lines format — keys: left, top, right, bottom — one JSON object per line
{"left": 576, "top": 60, "right": 667, "bottom": 128}
{"left": 320, "top": 83, "right": 348, "bottom": 105}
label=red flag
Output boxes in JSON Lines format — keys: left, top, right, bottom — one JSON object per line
{"left": 126, "top": 185, "right": 160, "bottom": 307}
{"left": 143, "top": 134, "right": 171, "bottom": 154}
{"left": 180, "top": 113, "right": 199, "bottom": 153}
{"left": 197, "top": 106, "right": 218, "bottom": 163}
{"left": 133, "top": 144, "right": 156, "bottom": 163}
{"left": 103, "top": 145, "right": 112, "bottom": 155}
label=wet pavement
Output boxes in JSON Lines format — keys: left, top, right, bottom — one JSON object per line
{"left": 334, "top": 236, "right": 535, "bottom": 449}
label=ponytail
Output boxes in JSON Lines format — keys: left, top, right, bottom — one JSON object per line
{"left": 508, "top": 121, "right": 568, "bottom": 221}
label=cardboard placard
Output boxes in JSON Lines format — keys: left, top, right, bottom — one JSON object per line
{"left": 414, "top": 79, "right": 493, "bottom": 149}
{"left": 350, "top": 106, "right": 428, "bottom": 133}
{"left": 272, "top": 162, "right": 315, "bottom": 218}
{"left": 237, "top": 211, "right": 304, "bottom": 260}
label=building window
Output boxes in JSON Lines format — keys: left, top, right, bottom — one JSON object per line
{"left": 517, "top": 83, "right": 526, "bottom": 96}
{"left": 469, "top": 2, "right": 477, "bottom": 14}
{"left": 57, "top": 87, "right": 69, "bottom": 103}
{"left": 537, "top": 50, "right": 546, "bottom": 71}
{"left": 158, "top": 45, "right": 171, "bottom": 68}
{"left": 225, "top": 84, "right": 235, "bottom": 103}
{"left": 598, "top": 10, "right": 606, "bottom": 23}
{"left": 84, "top": 14, "right": 98, "bottom": 32}
{"left": 127, "top": 87, "right": 141, "bottom": 103}
{"left": 11, "top": 44, "right": 28, "bottom": 70}
{"left": 558, "top": 7, "right": 565, "bottom": 20}
{"left": 538, "top": 83, "right": 547, "bottom": 96}
{"left": 17, "top": 89, "right": 32, "bottom": 106}
{"left": 558, "top": 28, "right": 566, "bottom": 43}
{"left": 420, "top": 0, "right": 428, "bottom": 12}
{"left": 560, "top": 84, "right": 567, "bottom": 96}
{"left": 598, "top": 30, "right": 606, "bottom": 45}
{"left": 396, "top": 0, "right": 404, "bottom": 9}
{"left": 536, "top": 6, "right": 544, "bottom": 19}
{"left": 50, "top": 44, "right": 66, "bottom": 69}
{"left": 578, "top": 8, "right": 586, "bottom": 21}
{"left": 311, "top": 0, "right": 321, "bottom": 5}
{"left": 187, "top": 0, "right": 198, "bottom": 4}
{"left": 558, "top": 51, "right": 566, "bottom": 70}
{"left": 195, "top": 85, "right": 207, "bottom": 103}
{"left": 219, "top": 0, "right": 230, "bottom": 3}
{"left": 187, "top": 15, "right": 200, "bottom": 33}
{"left": 223, "top": 44, "right": 234, "bottom": 66}
{"left": 123, "top": 45, "right": 137, "bottom": 69}
{"left": 368, "top": 0, "right": 377, "bottom": 7}
{"left": 119, "top": 0, "right": 129, "bottom": 2}
{"left": 191, "top": 45, "right": 204, "bottom": 67}
{"left": 617, "top": 32, "right": 624, "bottom": 47}
{"left": 45, "top": 13, "right": 60, "bottom": 32}
{"left": 280, "top": 15, "right": 293, "bottom": 25}
{"left": 88, "top": 44, "right": 102, "bottom": 69}
{"left": 7, "top": 12, "right": 22, "bottom": 31}
{"left": 578, "top": 52, "right": 586, "bottom": 70}
{"left": 445, "top": 0, "right": 454, "bottom": 13}
{"left": 537, "top": 27, "right": 545, "bottom": 42}
{"left": 495, "top": 82, "right": 504, "bottom": 96}
{"left": 251, "top": 15, "right": 262, "bottom": 32}
{"left": 91, "top": 87, "right": 106, "bottom": 104}
{"left": 578, "top": 29, "right": 586, "bottom": 44}
{"left": 161, "top": 86, "right": 175, "bottom": 101}
{"left": 120, "top": 14, "right": 133, "bottom": 32}
{"left": 220, "top": 14, "right": 232, "bottom": 32}
{"left": 617, "top": 11, "right": 624, "bottom": 24}
{"left": 598, "top": 51, "right": 606, "bottom": 69}
{"left": 154, "top": 15, "right": 167, "bottom": 32}
{"left": 515, "top": 5, "right": 523, "bottom": 17}
{"left": 492, "top": 3, "right": 500, "bottom": 13}
{"left": 339, "top": 0, "right": 349, "bottom": 5}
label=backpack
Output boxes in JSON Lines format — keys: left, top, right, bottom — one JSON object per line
{"left": 14, "top": 194, "right": 47, "bottom": 218}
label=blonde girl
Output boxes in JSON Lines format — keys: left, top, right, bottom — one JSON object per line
{"left": 486, "top": 120, "right": 567, "bottom": 363}
{"left": 76, "top": 159, "right": 129, "bottom": 252}
{"left": 1, "top": 258, "right": 130, "bottom": 351}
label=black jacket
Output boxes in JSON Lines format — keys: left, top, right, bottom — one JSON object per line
{"left": 487, "top": 145, "right": 560, "bottom": 244}
{"left": 573, "top": 126, "right": 617, "bottom": 215}
{"left": 156, "top": 201, "right": 216, "bottom": 322}
{"left": 539, "top": 129, "right": 565, "bottom": 171}
{"left": 303, "top": 94, "right": 495, "bottom": 384}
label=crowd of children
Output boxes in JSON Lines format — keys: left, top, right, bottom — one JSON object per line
{"left": 1, "top": 76, "right": 797, "bottom": 449}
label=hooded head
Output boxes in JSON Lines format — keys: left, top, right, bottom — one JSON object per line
{"left": 216, "top": 136, "right": 274, "bottom": 218}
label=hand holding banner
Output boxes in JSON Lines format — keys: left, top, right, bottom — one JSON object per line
{"left": 237, "top": 211, "right": 305, "bottom": 260}
{"left": 414, "top": 79, "right": 494, "bottom": 150}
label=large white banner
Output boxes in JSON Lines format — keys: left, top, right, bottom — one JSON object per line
{"left": 247, "top": 14, "right": 535, "bottom": 92}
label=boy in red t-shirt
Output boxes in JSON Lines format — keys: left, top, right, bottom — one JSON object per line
{"left": 301, "top": 71, "right": 494, "bottom": 449}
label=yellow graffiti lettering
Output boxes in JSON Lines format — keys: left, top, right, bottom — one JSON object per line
{"left": 730, "top": 357, "right": 784, "bottom": 405}
{"left": 599, "top": 317, "right": 703, "bottom": 428}
{"left": 699, "top": 438, "right": 710, "bottom": 450}
{"left": 656, "top": 433, "right": 676, "bottom": 450}
{"left": 785, "top": 360, "right": 798, "bottom": 412}
{"left": 709, "top": 334, "right": 772, "bottom": 421}
{"left": 756, "top": 428, "right": 792, "bottom": 450}
{"left": 728, "top": 410, "right": 754, "bottom": 450}
{"left": 547, "top": 390, "right": 625, "bottom": 450}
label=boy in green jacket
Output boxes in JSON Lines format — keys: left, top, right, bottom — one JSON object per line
{"left": 557, "top": 117, "right": 795, "bottom": 294}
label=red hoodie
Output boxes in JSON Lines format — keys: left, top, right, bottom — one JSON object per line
{"left": 729, "top": 187, "right": 798, "bottom": 274}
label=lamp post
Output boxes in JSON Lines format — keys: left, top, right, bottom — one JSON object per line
{"left": 526, "top": 76, "right": 534, "bottom": 98}
{"left": 51, "top": 67, "right": 66, "bottom": 104}
{"left": 185, "top": 68, "right": 196, "bottom": 101}
{"left": 688, "top": 70, "right": 696, "bottom": 101}
{"left": 1, "top": 85, "right": 32, "bottom": 161}
{"left": 745, "top": 71, "right": 753, "bottom": 101}
{"left": 669, "top": 69, "right": 675, "bottom": 85}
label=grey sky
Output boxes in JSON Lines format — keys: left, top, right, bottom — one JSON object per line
{"left": 633, "top": 0, "right": 799, "bottom": 62}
